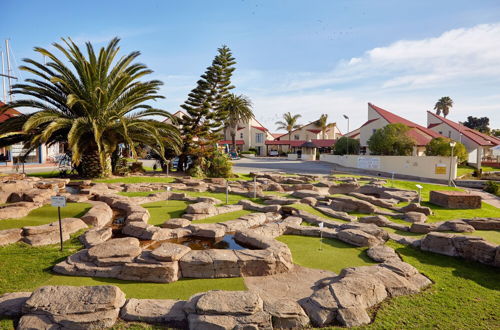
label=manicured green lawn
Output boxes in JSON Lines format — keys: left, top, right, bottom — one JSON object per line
{"left": 457, "top": 165, "right": 498, "bottom": 177}
{"left": 355, "top": 242, "right": 500, "bottom": 329}
{"left": 41, "top": 275, "right": 245, "bottom": 300}
{"left": 277, "top": 235, "right": 376, "bottom": 274}
{"left": 94, "top": 176, "right": 176, "bottom": 184}
{"left": 384, "top": 227, "right": 500, "bottom": 245}
{"left": 192, "top": 210, "right": 254, "bottom": 224}
{"left": 289, "top": 203, "right": 350, "bottom": 222}
{"left": 0, "top": 203, "right": 91, "bottom": 230}
{"left": 27, "top": 171, "right": 61, "bottom": 178}
{"left": 390, "top": 180, "right": 462, "bottom": 201}
{"left": 141, "top": 200, "right": 188, "bottom": 226}
{"left": 425, "top": 202, "right": 500, "bottom": 222}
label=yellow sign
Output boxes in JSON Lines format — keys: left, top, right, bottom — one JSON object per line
{"left": 435, "top": 164, "right": 447, "bottom": 174}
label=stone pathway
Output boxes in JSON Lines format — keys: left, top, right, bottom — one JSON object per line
{"left": 244, "top": 265, "right": 336, "bottom": 302}
{"left": 464, "top": 188, "right": 500, "bottom": 208}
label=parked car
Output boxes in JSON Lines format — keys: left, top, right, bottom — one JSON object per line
{"left": 171, "top": 156, "right": 193, "bottom": 170}
{"left": 269, "top": 150, "right": 279, "bottom": 156}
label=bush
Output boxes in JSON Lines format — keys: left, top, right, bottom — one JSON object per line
{"left": 248, "top": 148, "right": 257, "bottom": 153}
{"left": 484, "top": 181, "right": 499, "bottom": 196}
{"left": 129, "top": 161, "right": 145, "bottom": 173}
{"left": 333, "top": 137, "right": 360, "bottom": 155}
{"left": 188, "top": 164, "right": 205, "bottom": 178}
{"left": 425, "top": 137, "right": 468, "bottom": 164}
{"left": 206, "top": 152, "right": 233, "bottom": 178}
{"left": 240, "top": 151, "right": 256, "bottom": 155}
{"left": 367, "top": 123, "right": 416, "bottom": 156}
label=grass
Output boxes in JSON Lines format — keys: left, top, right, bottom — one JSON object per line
{"left": 192, "top": 210, "right": 254, "bottom": 224}
{"left": 26, "top": 171, "right": 61, "bottom": 178}
{"left": 457, "top": 165, "right": 498, "bottom": 177}
{"left": 94, "top": 176, "right": 176, "bottom": 184}
{"left": 277, "top": 235, "right": 376, "bottom": 274}
{"left": 289, "top": 203, "right": 350, "bottom": 222}
{"left": 141, "top": 200, "right": 188, "bottom": 226}
{"left": 425, "top": 202, "right": 500, "bottom": 223}
{"left": 41, "top": 275, "right": 245, "bottom": 300}
{"left": 0, "top": 203, "right": 91, "bottom": 230}
{"left": 353, "top": 241, "right": 500, "bottom": 329}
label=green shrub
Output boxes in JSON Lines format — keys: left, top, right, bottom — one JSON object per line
{"left": 240, "top": 151, "right": 255, "bottom": 155}
{"left": 484, "top": 180, "right": 499, "bottom": 196}
{"left": 248, "top": 148, "right": 257, "bottom": 153}
{"left": 333, "top": 137, "right": 360, "bottom": 155}
{"left": 425, "top": 137, "right": 468, "bottom": 164}
{"left": 188, "top": 165, "right": 205, "bottom": 178}
{"left": 128, "top": 161, "right": 145, "bottom": 173}
{"left": 206, "top": 152, "right": 233, "bottom": 178}
{"left": 367, "top": 123, "right": 416, "bottom": 156}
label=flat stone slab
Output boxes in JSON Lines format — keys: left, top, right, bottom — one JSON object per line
{"left": 195, "top": 291, "right": 263, "bottom": 316}
{"left": 87, "top": 237, "right": 142, "bottom": 260}
{"left": 120, "top": 298, "right": 187, "bottom": 327}
{"left": 151, "top": 242, "right": 191, "bottom": 261}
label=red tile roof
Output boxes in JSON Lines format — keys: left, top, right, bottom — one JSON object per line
{"left": 265, "top": 139, "right": 336, "bottom": 148}
{"left": 0, "top": 102, "right": 21, "bottom": 123}
{"left": 219, "top": 140, "right": 244, "bottom": 145}
{"left": 252, "top": 126, "right": 268, "bottom": 132}
{"left": 427, "top": 111, "right": 500, "bottom": 146}
{"left": 307, "top": 129, "right": 321, "bottom": 134}
{"left": 369, "top": 103, "right": 442, "bottom": 146}
{"left": 360, "top": 118, "right": 379, "bottom": 128}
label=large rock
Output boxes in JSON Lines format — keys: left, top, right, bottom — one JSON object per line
{"left": 348, "top": 192, "right": 398, "bottom": 209}
{"left": 263, "top": 298, "right": 309, "bottom": 329}
{"left": 366, "top": 245, "right": 399, "bottom": 262}
{"left": 336, "top": 229, "right": 383, "bottom": 247}
{"left": 0, "top": 291, "right": 31, "bottom": 316}
{"left": 79, "top": 227, "right": 112, "bottom": 248}
{"left": 329, "top": 196, "right": 378, "bottom": 213}
{"left": 420, "top": 232, "right": 457, "bottom": 256}
{"left": 151, "top": 242, "right": 191, "bottom": 261}
{"left": 120, "top": 298, "right": 187, "bottom": 327}
{"left": 21, "top": 285, "right": 126, "bottom": 329}
{"left": 0, "top": 228, "right": 22, "bottom": 246}
{"left": 188, "top": 223, "right": 226, "bottom": 238}
{"left": 162, "top": 218, "right": 192, "bottom": 229}
{"left": 400, "top": 202, "right": 432, "bottom": 216}
{"left": 80, "top": 201, "right": 113, "bottom": 227}
{"left": 404, "top": 211, "right": 427, "bottom": 223}
{"left": 118, "top": 262, "right": 180, "bottom": 283}
{"left": 185, "top": 202, "right": 217, "bottom": 215}
{"left": 314, "top": 206, "right": 357, "bottom": 222}
{"left": 238, "top": 199, "right": 282, "bottom": 212}
{"left": 291, "top": 190, "right": 326, "bottom": 200}
{"left": 195, "top": 290, "right": 263, "bottom": 316}
{"left": 87, "top": 237, "right": 142, "bottom": 262}
{"left": 328, "top": 182, "right": 360, "bottom": 194}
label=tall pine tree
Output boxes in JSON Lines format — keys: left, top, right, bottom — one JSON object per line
{"left": 178, "top": 46, "right": 236, "bottom": 170}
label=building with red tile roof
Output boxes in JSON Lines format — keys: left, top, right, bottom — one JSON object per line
{"left": 359, "top": 103, "right": 444, "bottom": 155}
{"left": 427, "top": 111, "right": 500, "bottom": 167}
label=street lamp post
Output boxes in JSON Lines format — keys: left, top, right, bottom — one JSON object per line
{"left": 415, "top": 184, "right": 423, "bottom": 204}
{"left": 448, "top": 141, "right": 456, "bottom": 186}
{"left": 343, "top": 115, "right": 350, "bottom": 155}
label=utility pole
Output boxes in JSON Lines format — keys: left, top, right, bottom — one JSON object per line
{"left": 5, "top": 40, "right": 12, "bottom": 102}
{"left": 1, "top": 50, "right": 6, "bottom": 103}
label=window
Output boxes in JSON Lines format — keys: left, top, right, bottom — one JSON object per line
{"left": 294, "top": 134, "right": 300, "bottom": 140}
{"left": 448, "top": 131, "right": 451, "bottom": 138}
{"left": 372, "top": 129, "right": 376, "bottom": 134}
{"left": 256, "top": 133, "right": 264, "bottom": 143}
{"left": 240, "top": 132, "right": 244, "bottom": 139}
{"left": 439, "top": 131, "right": 443, "bottom": 135}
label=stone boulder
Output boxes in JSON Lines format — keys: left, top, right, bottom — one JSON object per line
{"left": 23, "top": 218, "right": 88, "bottom": 247}
{"left": 366, "top": 245, "right": 399, "bottom": 262}
{"left": 162, "top": 218, "right": 192, "bottom": 228}
{"left": 87, "top": 237, "right": 142, "bottom": 264}
{"left": 359, "top": 215, "right": 392, "bottom": 226}
{"left": 400, "top": 202, "right": 432, "bottom": 216}
{"left": 291, "top": 190, "right": 326, "bottom": 200}
{"left": 300, "top": 196, "right": 317, "bottom": 206}
{"left": 185, "top": 202, "right": 217, "bottom": 215}
{"left": 238, "top": 199, "right": 282, "bottom": 213}
{"left": 328, "top": 182, "right": 360, "bottom": 194}
{"left": 118, "top": 262, "right": 180, "bottom": 283}
{"left": 80, "top": 201, "right": 113, "bottom": 227}
{"left": 120, "top": 298, "right": 187, "bottom": 328}
{"left": 21, "top": 285, "right": 126, "bottom": 329}
{"left": 314, "top": 206, "right": 357, "bottom": 222}
{"left": 329, "top": 196, "right": 378, "bottom": 214}
{"left": 0, "top": 292, "right": 31, "bottom": 316}
{"left": 463, "top": 218, "right": 500, "bottom": 230}
{"left": 404, "top": 211, "right": 427, "bottom": 223}
{"left": 336, "top": 229, "right": 383, "bottom": 247}
{"left": 79, "top": 227, "right": 112, "bottom": 248}
{"left": 0, "top": 228, "right": 22, "bottom": 246}
{"left": 151, "top": 242, "right": 191, "bottom": 261}
{"left": 188, "top": 223, "right": 226, "bottom": 238}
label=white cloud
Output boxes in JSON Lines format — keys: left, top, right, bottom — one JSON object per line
{"left": 238, "top": 23, "right": 500, "bottom": 131}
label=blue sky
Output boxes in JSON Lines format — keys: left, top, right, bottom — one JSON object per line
{"left": 2, "top": 0, "right": 500, "bottom": 132}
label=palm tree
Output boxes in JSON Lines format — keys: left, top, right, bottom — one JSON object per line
{"left": 434, "top": 96, "right": 454, "bottom": 118}
{"left": 315, "top": 114, "right": 335, "bottom": 139}
{"left": 221, "top": 94, "right": 254, "bottom": 152}
{"left": 0, "top": 38, "right": 180, "bottom": 178}
{"left": 275, "top": 112, "right": 301, "bottom": 141}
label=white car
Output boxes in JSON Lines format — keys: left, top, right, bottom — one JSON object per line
{"left": 269, "top": 150, "right": 279, "bottom": 156}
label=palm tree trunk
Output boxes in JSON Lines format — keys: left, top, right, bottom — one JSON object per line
{"left": 77, "top": 149, "right": 112, "bottom": 178}
{"left": 231, "top": 132, "right": 236, "bottom": 152}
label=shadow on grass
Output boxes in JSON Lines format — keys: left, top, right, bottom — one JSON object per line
{"left": 393, "top": 244, "right": 500, "bottom": 291}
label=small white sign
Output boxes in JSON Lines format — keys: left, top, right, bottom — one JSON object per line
{"left": 51, "top": 196, "right": 67, "bottom": 207}
{"left": 318, "top": 222, "right": 324, "bottom": 228}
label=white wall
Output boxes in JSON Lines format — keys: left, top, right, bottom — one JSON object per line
{"left": 320, "top": 154, "right": 457, "bottom": 180}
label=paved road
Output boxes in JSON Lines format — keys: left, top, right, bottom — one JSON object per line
{"left": 232, "top": 157, "right": 335, "bottom": 175}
